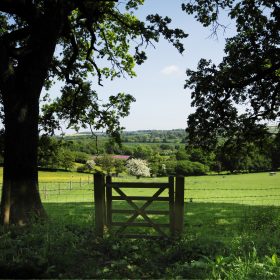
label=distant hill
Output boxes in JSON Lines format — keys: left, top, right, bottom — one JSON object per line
{"left": 66, "top": 129, "right": 185, "bottom": 136}
{"left": 65, "top": 129, "right": 186, "bottom": 144}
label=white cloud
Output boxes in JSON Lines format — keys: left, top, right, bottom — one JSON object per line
{"left": 160, "top": 65, "right": 181, "bottom": 76}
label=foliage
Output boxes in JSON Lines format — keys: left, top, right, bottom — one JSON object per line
{"left": 0, "top": 0, "right": 187, "bottom": 139}
{"left": 73, "top": 151, "right": 90, "bottom": 164}
{"left": 162, "top": 160, "right": 208, "bottom": 176}
{"left": 217, "top": 139, "right": 272, "bottom": 173}
{"left": 114, "top": 159, "right": 126, "bottom": 176}
{"left": 46, "top": 129, "right": 280, "bottom": 174}
{"left": 77, "top": 160, "right": 96, "bottom": 173}
{"left": 133, "top": 146, "right": 153, "bottom": 160}
{"left": 0, "top": 0, "right": 187, "bottom": 224}
{"left": 38, "top": 136, "right": 62, "bottom": 169}
{"left": 38, "top": 136, "right": 75, "bottom": 171}
{"left": 126, "top": 158, "right": 150, "bottom": 178}
{"left": 176, "top": 148, "right": 189, "bottom": 160}
{"left": 271, "top": 132, "right": 280, "bottom": 170}
{"left": 176, "top": 160, "right": 209, "bottom": 176}
{"left": 1, "top": 211, "right": 280, "bottom": 279}
{"left": 85, "top": 160, "right": 96, "bottom": 171}
{"left": 148, "top": 153, "right": 165, "bottom": 177}
{"left": 121, "top": 129, "right": 186, "bottom": 144}
{"left": 183, "top": 0, "right": 280, "bottom": 150}
{"left": 164, "top": 160, "right": 177, "bottom": 176}
{"left": 95, "top": 154, "right": 115, "bottom": 175}
{"left": 58, "top": 149, "right": 75, "bottom": 171}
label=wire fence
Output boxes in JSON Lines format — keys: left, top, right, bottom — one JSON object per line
{"left": 0, "top": 178, "right": 279, "bottom": 236}
{"left": 185, "top": 187, "right": 280, "bottom": 206}
{"left": 39, "top": 181, "right": 280, "bottom": 235}
{"left": 39, "top": 181, "right": 94, "bottom": 202}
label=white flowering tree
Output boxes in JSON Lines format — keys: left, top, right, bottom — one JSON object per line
{"left": 126, "top": 159, "right": 150, "bottom": 179}
{"left": 86, "top": 160, "right": 96, "bottom": 171}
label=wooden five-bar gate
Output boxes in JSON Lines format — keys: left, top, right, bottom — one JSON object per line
{"left": 94, "top": 173, "right": 184, "bottom": 238}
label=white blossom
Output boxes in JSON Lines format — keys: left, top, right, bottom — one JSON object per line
{"left": 126, "top": 158, "right": 150, "bottom": 178}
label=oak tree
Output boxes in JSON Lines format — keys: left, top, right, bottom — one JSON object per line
{"left": 183, "top": 0, "right": 280, "bottom": 150}
{"left": 0, "top": 0, "right": 187, "bottom": 225}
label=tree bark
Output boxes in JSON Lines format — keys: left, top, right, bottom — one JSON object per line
{"left": 0, "top": 10, "right": 67, "bottom": 225}
{"left": 1, "top": 92, "right": 46, "bottom": 225}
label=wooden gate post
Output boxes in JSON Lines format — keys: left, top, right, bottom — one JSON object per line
{"left": 94, "top": 173, "right": 106, "bottom": 237}
{"left": 168, "top": 176, "right": 175, "bottom": 236}
{"left": 174, "top": 176, "right": 185, "bottom": 235}
{"left": 106, "top": 176, "right": 112, "bottom": 230}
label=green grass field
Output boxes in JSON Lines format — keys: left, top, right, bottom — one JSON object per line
{"left": 1, "top": 170, "right": 280, "bottom": 279}
{"left": 1, "top": 170, "right": 279, "bottom": 224}
{"left": 36, "top": 171, "right": 280, "bottom": 204}
{"left": 29, "top": 170, "right": 280, "bottom": 237}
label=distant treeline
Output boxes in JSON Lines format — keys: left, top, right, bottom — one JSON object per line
{"left": 0, "top": 129, "right": 278, "bottom": 176}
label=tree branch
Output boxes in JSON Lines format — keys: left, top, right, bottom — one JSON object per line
{"left": 0, "top": 27, "right": 30, "bottom": 44}
{"left": 0, "top": 0, "right": 41, "bottom": 22}
{"left": 234, "top": 61, "right": 280, "bottom": 89}
{"left": 83, "top": 20, "right": 103, "bottom": 86}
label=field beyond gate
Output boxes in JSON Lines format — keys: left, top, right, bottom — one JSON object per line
{"left": 94, "top": 174, "right": 185, "bottom": 238}
{"left": 1, "top": 172, "right": 280, "bottom": 278}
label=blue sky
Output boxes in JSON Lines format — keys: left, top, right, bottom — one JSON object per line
{"left": 57, "top": 0, "right": 236, "bottom": 133}
{"left": 99, "top": 0, "right": 236, "bottom": 131}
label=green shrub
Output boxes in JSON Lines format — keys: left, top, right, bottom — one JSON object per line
{"left": 164, "top": 160, "right": 177, "bottom": 175}
{"left": 176, "top": 160, "right": 208, "bottom": 176}
{"left": 77, "top": 165, "right": 87, "bottom": 173}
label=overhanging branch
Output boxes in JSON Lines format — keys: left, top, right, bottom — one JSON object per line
{"left": 0, "top": 27, "right": 30, "bottom": 43}
{"left": 0, "top": 0, "right": 41, "bottom": 22}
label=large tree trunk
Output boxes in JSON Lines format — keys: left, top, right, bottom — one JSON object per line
{"left": 1, "top": 91, "right": 45, "bottom": 225}
{"left": 0, "top": 10, "right": 67, "bottom": 225}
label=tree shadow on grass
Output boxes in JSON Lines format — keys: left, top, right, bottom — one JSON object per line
{"left": 43, "top": 202, "right": 95, "bottom": 226}
{"left": 43, "top": 201, "right": 280, "bottom": 239}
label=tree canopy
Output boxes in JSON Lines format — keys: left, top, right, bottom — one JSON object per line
{"left": 0, "top": 0, "right": 187, "bottom": 225}
{"left": 0, "top": 0, "right": 187, "bottom": 140}
{"left": 183, "top": 0, "right": 280, "bottom": 150}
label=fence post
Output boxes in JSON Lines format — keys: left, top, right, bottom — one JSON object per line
{"left": 94, "top": 173, "right": 105, "bottom": 237}
{"left": 174, "top": 176, "right": 185, "bottom": 236}
{"left": 106, "top": 176, "right": 112, "bottom": 230}
{"left": 168, "top": 176, "right": 175, "bottom": 237}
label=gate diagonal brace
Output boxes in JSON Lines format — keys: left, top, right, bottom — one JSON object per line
{"left": 114, "top": 187, "right": 168, "bottom": 237}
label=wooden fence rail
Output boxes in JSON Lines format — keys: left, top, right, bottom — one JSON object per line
{"left": 94, "top": 173, "right": 185, "bottom": 239}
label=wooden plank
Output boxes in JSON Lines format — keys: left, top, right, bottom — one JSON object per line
{"left": 169, "top": 176, "right": 175, "bottom": 236}
{"left": 111, "top": 209, "right": 170, "bottom": 215}
{"left": 112, "top": 222, "right": 170, "bottom": 227}
{"left": 113, "top": 188, "right": 168, "bottom": 237}
{"left": 111, "top": 196, "right": 169, "bottom": 201}
{"left": 94, "top": 173, "right": 105, "bottom": 237}
{"left": 106, "top": 176, "right": 112, "bottom": 229}
{"left": 175, "top": 176, "right": 185, "bottom": 235}
{"left": 107, "top": 182, "right": 170, "bottom": 188}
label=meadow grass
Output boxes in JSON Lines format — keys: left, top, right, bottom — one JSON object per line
{"left": 35, "top": 171, "right": 280, "bottom": 238}
{"left": 1, "top": 170, "right": 280, "bottom": 279}
{"left": 37, "top": 171, "right": 280, "bottom": 204}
